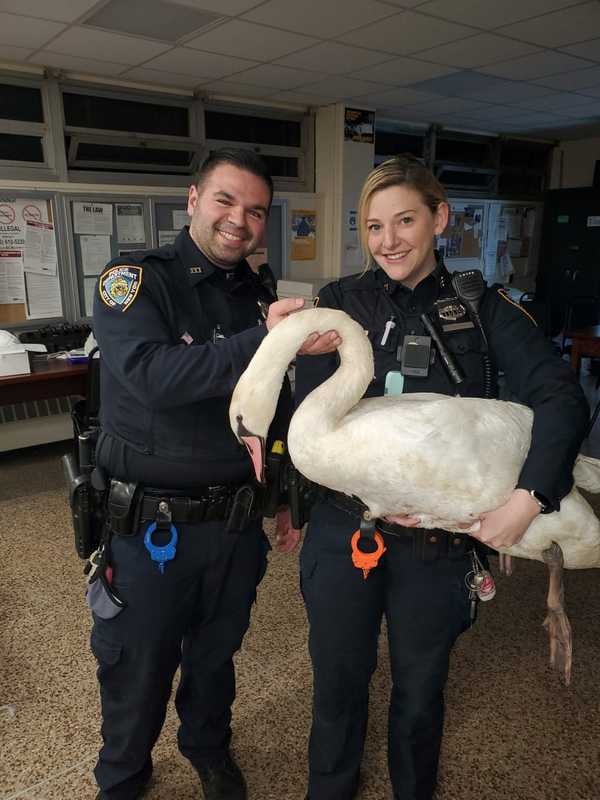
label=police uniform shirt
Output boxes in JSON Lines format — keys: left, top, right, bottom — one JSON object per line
{"left": 295, "top": 259, "right": 589, "bottom": 512}
{"left": 93, "top": 226, "right": 286, "bottom": 488}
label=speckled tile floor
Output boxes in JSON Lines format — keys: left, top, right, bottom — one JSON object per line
{"left": 1, "top": 438, "right": 600, "bottom": 800}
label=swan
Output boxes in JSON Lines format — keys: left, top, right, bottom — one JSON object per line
{"left": 230, "top": 307, "right": 600, "bottom": 684}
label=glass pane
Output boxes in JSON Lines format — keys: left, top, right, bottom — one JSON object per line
{"left": 0, "top": 83, "right": 44, "bottom": 123}
{"left": 375, "top": 130, "right": 424, "bottom": 159}
{"left": 63, "top": 92, "right": 189, "bottom": 136}
{"left": 0, "top": 132, "right": 44, "bottom": 162}
{"left": 206, "top": 111, "right": 301, "bottom": 147}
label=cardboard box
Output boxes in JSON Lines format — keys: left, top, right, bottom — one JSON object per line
{"left": 0, "top": 348, "right": 31, "bottom": 377}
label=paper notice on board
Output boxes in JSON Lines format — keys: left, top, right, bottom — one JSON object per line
{"left": 158, "top": 230, "right": 178, "bottom": 247}
{"left": 116, "top": 203, "right": 145, "bottom": 243}
{"left": 25, "top": 271, "right": 62, "bottom": 319}
{"left": 172, "top": 210, "right": 189, "bottom": 230}
{"left": 81, "top": 235, "right": 111, "bottom": 276}
{"left": 0, "top": 250, "right": 26, "bottom": 303}
{"left": 73, "top": 202, "right": 113, "bottom": 235}
{"left": 291, "top": 210, "right": 317, "bottom": 261}
{"left": 23, "top": 221, "right": 57, "bottom": 276}
{"left": 0, "top": 198, "right": 49, "bottom": 250}
{"left": 84, "top": 277, "right": 97, "bottom": 317}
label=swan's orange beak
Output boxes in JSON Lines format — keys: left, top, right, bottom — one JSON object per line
{"left": 240, "top": 435, "right": 265, "bottom": 484}
{"left": 236, "top": 415, "right": 266, "bottom": 484}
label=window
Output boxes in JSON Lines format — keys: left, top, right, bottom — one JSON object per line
{"left": 375, "top": 129, "right": 425, "bottom": 163}
{"left": 204, "top": 103, "right": 313, "bottom": 191}
{"left": 0, "top": 79, "right": 53, "bottom": 174}
{"left": 62, "top": 86, "right": 201, "bottom": 177}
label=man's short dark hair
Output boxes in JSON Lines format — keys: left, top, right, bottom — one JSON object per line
{"left": 195, "top": 148, "right": 274, "bottom": 205}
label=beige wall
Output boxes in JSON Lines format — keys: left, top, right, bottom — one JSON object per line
{"left": 550, "top": 137, "right": 600, "bottom": 189}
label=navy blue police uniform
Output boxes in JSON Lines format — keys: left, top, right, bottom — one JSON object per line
{"left": 294, "top": 257, "right": 589, "bottom": 800}
{"left": 91, "top": 226, "right": 289, "bottom": 800}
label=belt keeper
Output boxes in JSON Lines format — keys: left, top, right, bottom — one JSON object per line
{"left": 155, "top": 499, "right": 172, "bottom": 531}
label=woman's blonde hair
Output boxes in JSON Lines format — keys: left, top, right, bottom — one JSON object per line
{"left": 357, "top": 154, "right": 447, "bottom": 271}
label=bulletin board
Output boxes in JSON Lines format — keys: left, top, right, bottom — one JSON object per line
{"left": 151, "top": 198, "right": 189, "bottom": 248}
{"left": 0, "top": 194, "right": 63, "bottom": 325}
{"left": 67, "top": 197, "right": 153, "bottom": 317}
{"left": 440, "top": 203, "right": 485, "bottom": 260}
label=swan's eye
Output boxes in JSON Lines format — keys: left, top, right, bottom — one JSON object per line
{"left": 236, "top": 414, "right": 242, "bottom": 422}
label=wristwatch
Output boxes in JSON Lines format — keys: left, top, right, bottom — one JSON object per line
{"left": 529, "top": 489, "right": 552, "bottom": 513}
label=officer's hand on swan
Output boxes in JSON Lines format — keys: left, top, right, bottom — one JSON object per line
{"left": 465, "top": 489, "right": 540, "bottom": 550}
{"left": 266, "top": 298, "right": 342, "bottom": 355}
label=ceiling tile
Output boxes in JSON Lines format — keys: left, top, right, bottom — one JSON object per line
{"left": 561, "top": 38, "right": 600, "bottom": 63}
{"left": 267, "top": 90, "right": 338, "bottom": 105}
{"left": 340, "top": 10, "right": 477, "bottom": 55}
{"left": 510, "top": 91, "right": 600, "bottom": 112}
{"left": 228, "top": 63, "right": 325, "bottom": 89}
{"left": 242, "top": 0, "right": 395, "bottom": 38}
{"left": 554, "top": 98, "right": 600, "bottom": 115}
{"left": 413, "top": 71, "right": 558, "bottom": 102}
{"left": 142, "top": 47, "right": 257, "bottom": 77}
{"left": 276, "top": 42, "right": 390, "bottom": 74}
{"left": 30, "top": 51, "right": 130, "bottom": 76}
{"left": 0, "top": 45, "right": 33, "bottom": 62}
{"left": 497, "top": 2, "right": 600, "bottom": 48}
{"left": 350, "top": 86, "right": 443, "bottom": 105}
{"left": 119, "top": 66, "right": 205, "bottom": 87}
{"left": 481, "top": 51, "right": 595, "bottom": 80}
{"left": 0, "top": 0, "right": 99, "bottom": 22}
{"left": 533, "top": 65, "right": 600, "bottom": 90}
{"left": 297, "top": 75, "right": 384, "bottom": 97}
{"left": 407, "top": 96, "right": 495, "bottom": 114}
{"left": 83, "top": 0, "right": 223, "bottom": 43}
{"left": 200, "top": 79, "right": 274, "bottom": 98}
{"left": 415, "top": 33, "right": 540, "bottom": 68}
{"left": 416, "top": 0, "right": 583, "bottom": 30}
{"left": 349, "top": 56, "right": 456, "bottom": 85}
{"left": 583, "top": 86, "right": 600, "bottom": 97}
{"left": 185, "top": 19, "right": 317, "bottom": 61}
{"left": 0, "top": 12, "right": 66, "bottom": 48}
{"left": 168, "top": 0, "right": 271, "bottom": 13}
{"left": 46, "top": 26, "right": 171, "bottom": 64}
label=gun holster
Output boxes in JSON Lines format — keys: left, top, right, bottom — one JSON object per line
{"left": 285, "top": 464, "right": 319, "bottom": 529}
{"left": 62, "top": 432, "right": 107, "bottom": 559}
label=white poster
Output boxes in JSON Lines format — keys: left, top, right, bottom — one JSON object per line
{"left": 0, "top": 250, "right": 26, "bottom": 304}
{"left": 25, "top": 272, "right": 62, "bottom": 319}
{"left": 73, "top": 202, "right": 113, "bottom": 235}
{"left": 172, "top": 209, "right": 189, "bottom": 230}
{"left": 80, "top": 235, "right": 112, "bottom": 276}
{"left": 23, "top": 221, "right": 57, "bottom": 276}
{"left": 158, "top": 229, "right": 178, "bottom": 247}
{"left": 116, "top": 203, "right": 145, "bottom": 243}
{"left": 0, "top": 198, "right": 49, "bottom": 250}
{"left": 84, "top": 277, "right": 97, "bottom": 317}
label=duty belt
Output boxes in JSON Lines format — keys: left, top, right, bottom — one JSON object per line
{"left": 323, "top": 488, "right": 472, "bottom": 561}
{"left": 140, "top": 485, "right": 242, "bottom": 524}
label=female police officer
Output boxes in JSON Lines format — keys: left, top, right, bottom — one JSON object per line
{"left": 294, "top": 155, "right": 589, "bottom": 800}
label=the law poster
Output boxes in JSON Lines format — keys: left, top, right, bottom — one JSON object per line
{"left": 73, "top": 202, "right": 114, "bottom": 235}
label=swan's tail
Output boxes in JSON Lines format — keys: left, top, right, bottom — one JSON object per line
{"left": 574, "top": 454, "right": 600, "bottom": 493}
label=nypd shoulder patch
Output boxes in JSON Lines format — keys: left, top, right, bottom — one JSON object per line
{"left": 99, "top": 265, "right": 142, "bottom": 312}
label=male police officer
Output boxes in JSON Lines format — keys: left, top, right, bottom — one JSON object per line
{"left": 91, "top": 149, "right": 340, "bottom": 800}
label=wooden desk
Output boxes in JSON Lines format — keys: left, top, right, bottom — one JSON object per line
{"left": 568, "top": 325, "right": 600, "bottom": 375}
{"left": 0, "top": 357, "right": 88, "bottom": 405}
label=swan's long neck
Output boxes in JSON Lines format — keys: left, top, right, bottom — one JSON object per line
{"left": 295, "top": 310, "right": 374, "bottom": 435}
{"left": 234, "top": 308, "right": 373, "bottom": 438}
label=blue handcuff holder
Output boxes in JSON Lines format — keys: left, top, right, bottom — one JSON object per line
{"left": 144, "top": 521, "right": 178, "bottom": 574}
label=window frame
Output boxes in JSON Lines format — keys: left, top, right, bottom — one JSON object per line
{"left": 204, "top": 101, "right": 314, "bottom": 192}
{"left": 0, "top": 75, "right": 59, "bottom": 180}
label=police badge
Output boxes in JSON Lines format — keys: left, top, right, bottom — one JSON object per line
{"left": 99, "top": 265, "right": 142, "bottom": 312}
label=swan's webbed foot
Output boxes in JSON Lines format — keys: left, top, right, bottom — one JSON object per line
{"left": 542, "top": 541, "right": 572, "bottom": 686}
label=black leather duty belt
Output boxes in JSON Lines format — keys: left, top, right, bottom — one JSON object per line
{"left": 323, "top": 488, "right": 471, "bottom": 561}
{"left": 140, "top": 485, "right": 248, "bottom": 524}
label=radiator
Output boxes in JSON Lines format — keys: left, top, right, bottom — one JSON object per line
{"left": 0, "top": 397, "right": 75, "bottom": 451}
